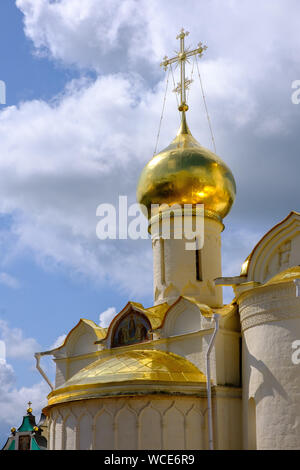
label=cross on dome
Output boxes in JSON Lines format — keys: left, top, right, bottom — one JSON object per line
{"left": 160, "top": 28, "right": 207, "bottom": 112}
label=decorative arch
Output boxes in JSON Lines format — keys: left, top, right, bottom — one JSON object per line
{"left": 111, "top": 310, "right": 152, "bottom": 348}
{"left": 94, "top": 408, "right": 114, "bottom": 450}
{"left": 185, "top": 405, "right": 204, "bottom": 450}
{"left": 161, "top": 297, "right": 204, "bottom": 337}
{"left": 63, "top": 413, "right": 77, "bottom": 450}
{"left": 163, "top": 282, "right": 180, "bottom": 300}
{"left": 139, "top": 404, "right": 162, "bottom": 450}
{"left": 163, "top": 403, "right": 185, "bottom": 450}
{"left": 245, "top": 212, "right": 300, "bottom": 283}
{"left": 48, "top": 419, "right": 53, "bottom": 450}
{"left": 53, "top": 413, "right": 63, "bottom": 450}
{"left": 78, "top": 412, "right": 92, "bottom": 450}
{"left": 115, "top": 405, "right": 137, "bottom": 450}
{"left": 51, "top": 319, "right": 106, "bottom": 358}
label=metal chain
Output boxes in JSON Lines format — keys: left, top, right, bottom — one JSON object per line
{"left": 153, "top": 66, "right": 171, "bottom": 156}
{"left": 186, "top": 58, "right": 195, "bottom": 104}
{"left": 170, "top": 63, "right": 181, "bottom": 120}
{"left": 195, "top": 54, "right": 217, "bottom": 153}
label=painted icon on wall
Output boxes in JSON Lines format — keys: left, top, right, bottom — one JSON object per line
{"left": 112, "top": 312, "right": 152, "bottom": 348}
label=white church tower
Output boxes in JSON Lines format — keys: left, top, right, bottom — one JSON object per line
{"left": 137, "top": 112, "right": 235, "bottom": 308}
{"left": 136, "top": 30, "right": 235, "bottom": 308}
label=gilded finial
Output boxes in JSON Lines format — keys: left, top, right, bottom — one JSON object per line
{"left": 176, "top": 111, "right": 191, "bottom": 136}
{"left": 27, "top": 401, "right": 32, "bottom": 414}
{"left": 160, "top": 29, "right": 207, "bottom": 118}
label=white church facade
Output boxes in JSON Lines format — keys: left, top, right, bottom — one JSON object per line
{"left": 33, "top": 31, "right": 300, "bottom": 450}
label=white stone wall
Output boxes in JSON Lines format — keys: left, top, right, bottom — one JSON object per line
{"left": 240, "top": 283, "right": 300, "bottom": 449}
{"left": 48, "top": 396, "right": 207, "bottom": 450}
{"left": 47, "top": 392, "right": 242, "bottom": 450}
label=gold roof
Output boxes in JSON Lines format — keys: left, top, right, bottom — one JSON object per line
{"left": 142, "top": 303, "right": 170, "bottom": 329}
{"left": 137, "top": 112, "right": 236, "bottom": 221}
{"left": 264, "top": 266, "right": 300, "bottom": 286}
{"left": 240, "top": 256, "right": 250, "bottom": 276}
{"left": 46, "top": 349, "right": 206, "bottom": 407}
{"left": 81, "top": 319, "right": 107, "bottom": 340}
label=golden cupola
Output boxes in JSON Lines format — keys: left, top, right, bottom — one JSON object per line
{"left": 137, "top": 111, "right": 236, "bottom": 222}
{"left": 137, "top": 29, "right": 236, "bottom": 223}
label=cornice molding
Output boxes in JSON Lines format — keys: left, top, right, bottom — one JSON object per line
{"left": 239, "top": 284, "right": 300, "bottom": 332}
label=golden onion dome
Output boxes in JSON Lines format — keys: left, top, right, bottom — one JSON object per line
{"left": 137, "top": 112, "right": 236, "bottom": 221}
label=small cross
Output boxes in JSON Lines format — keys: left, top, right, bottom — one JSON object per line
{"left": 160, "top": 28, "right": 207, "bottom": 112}
{"left": 28, "top": 401, "right": 32, "bottom": 408}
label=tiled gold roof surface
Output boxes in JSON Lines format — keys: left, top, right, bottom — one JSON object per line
{"left": 143, "top": 303, "right": 170, "bottom": 329}
{"left": 62, "top": 349, "right": 205, "bottom": 386}
{"left": 46, "top": 350, "right": 206, "bottom": 407}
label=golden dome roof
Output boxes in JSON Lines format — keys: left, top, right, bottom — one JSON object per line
{"left": 137, "top": 113, "right": 236, "bottom": 221}
{"left": 45, "top": 349, "right": 206, "bottom": 408}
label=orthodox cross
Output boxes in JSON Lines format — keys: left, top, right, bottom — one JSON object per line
{"left": 160, "top": 28, "right": 207, "bottom": 112}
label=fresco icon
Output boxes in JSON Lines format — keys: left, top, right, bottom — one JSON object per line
{"left": 112, "top": 313, "right": 152, "bottom": 348}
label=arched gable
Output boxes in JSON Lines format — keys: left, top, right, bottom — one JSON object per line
{"left": 161, "top": 297, "right": 211, "bottom": 338}
{"left": 110, "top": 307, "right": 152, "bottom": 348}
{"left": 245, "top": 211, "right": 300, "bottom": 283}
{"left": 53, "top": 319, "right": 106, "bottom": 358}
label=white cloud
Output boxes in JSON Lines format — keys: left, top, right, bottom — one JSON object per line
{"left": 0, "top": 0, "right": 298, "bottom": 301}
{"left": 49, "top": 334, "right": 67, "bottom": 350}
{"left": 0, "top": 364, "right": 48, "bottom": 446}
{"left": 16, "top": 0, "right": 300, "bottom": 76}
{"left": 0, "top": 341, "right": 5, "bottom": 361}
{"left": 0, "top": 320, "right": 40, "bottom": 360}
{"left": 16, "top": 0, "right": 146, "bottom": 71}
{"left": 0, "top": 73, "right": 161, "bottom": 297}
{"left": 0, "top": 359, "right": 15, "bottom": 392}
{"left": 0, "top": 355, "right": 48, "bottom": 446}
{"left": 99, "top": 307, "right": 117, "bottom": 328}
{"left": 0, "top": 379, "right": 48, "bottom": 424}
{"left": 0, "top": 272, "right": 20, "bottom": 289}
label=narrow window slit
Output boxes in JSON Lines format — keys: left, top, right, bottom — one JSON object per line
{"left": 196, "top": 245, "right": 202, "bottom": 281}
{"left": 160, "top": 238, "right": 165, "bottom": 284}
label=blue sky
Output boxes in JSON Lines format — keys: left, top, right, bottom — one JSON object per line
{"left": 0, "top": 1, "right": 73, "bottom": 104}
{"left": 0, "top": 0, "right": 123, "bottom": 342}
{"left": 0, "top": 0, "right": 300, "bottom": 447}
{"left": 0, "top": 0, "right": 150, "bottom": 445}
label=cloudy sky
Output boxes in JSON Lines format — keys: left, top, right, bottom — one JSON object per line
{"left": 0, "top": 0, "right": 300, "bottom": 445}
